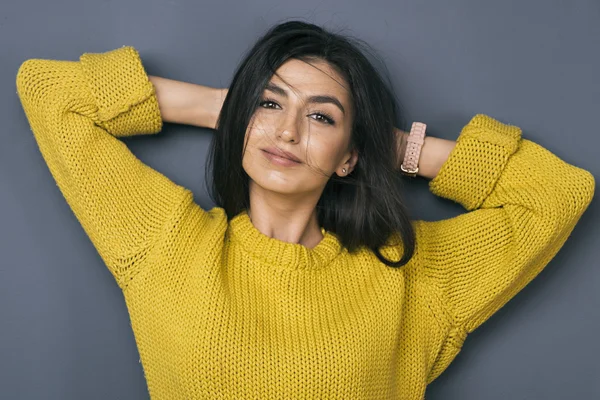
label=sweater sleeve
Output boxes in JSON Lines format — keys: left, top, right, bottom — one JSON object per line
{"left": 16, "top": 46, "right": 194, "bottom": 287}
{"left": 416, "top": 114, "right": 595, "bottom": 352}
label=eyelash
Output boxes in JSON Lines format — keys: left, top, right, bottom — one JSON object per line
{"left": 258, "top": 97, "right": 336, "bottom": 126}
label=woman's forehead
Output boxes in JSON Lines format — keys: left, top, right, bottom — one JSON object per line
{"left": 269, "top": 59, "right": 349, "bottom": 98}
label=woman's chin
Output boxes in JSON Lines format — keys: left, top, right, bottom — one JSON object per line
{"left": 249, "top": 175, "right": 303, "bottom": 196}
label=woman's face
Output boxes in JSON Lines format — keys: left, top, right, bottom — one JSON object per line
{"left": 242, "top": 58, "right": 357, "bottom": 197}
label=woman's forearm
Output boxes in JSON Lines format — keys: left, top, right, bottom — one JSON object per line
{"left": 395, "top": 128, "right": 456, "bottom": 180}
{"left": 148, "top": 75, "right": 227, "bottom": 129}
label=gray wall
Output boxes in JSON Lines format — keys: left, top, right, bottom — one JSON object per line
{"left": 1, "top": 0, "right": 598, "bottom": 398}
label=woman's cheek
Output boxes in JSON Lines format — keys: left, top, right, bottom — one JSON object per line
{"left": 309, "top": 140, "right": 341, "bottom": 172}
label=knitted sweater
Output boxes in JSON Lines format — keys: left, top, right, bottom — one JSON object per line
{"left": 15, "top": 46, "right": 595, "bottom": 400}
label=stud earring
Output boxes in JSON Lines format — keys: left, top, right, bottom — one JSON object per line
{"left": 342, "top": 168, "right": 347, "bottom": 174}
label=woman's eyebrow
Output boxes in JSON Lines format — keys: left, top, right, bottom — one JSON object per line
{"left": 265, "top": 82, "right": 346, "bottom": 115}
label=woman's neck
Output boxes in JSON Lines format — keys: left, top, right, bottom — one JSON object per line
{"left": 247, "top": 188, "right": 324, "bottom": 249}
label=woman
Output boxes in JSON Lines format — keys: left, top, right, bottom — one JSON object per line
{"left": 15, "top": 20, "right": 594, "bottom": 399}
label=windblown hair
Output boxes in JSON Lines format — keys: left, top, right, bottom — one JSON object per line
{"left": 206, "top": 19, "right": 416, "bottom": 268}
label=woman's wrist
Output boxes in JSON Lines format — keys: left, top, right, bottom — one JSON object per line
{"left": 202, "top": 88, "right": 228, "bottom": 129}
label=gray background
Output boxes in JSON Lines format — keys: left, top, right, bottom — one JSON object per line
{"left": 1, "top": 0, "right": 598, "bottom": 398}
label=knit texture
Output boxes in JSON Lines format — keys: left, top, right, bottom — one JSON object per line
{"left": 16, "top": 46, "right": 595, "bottom": 399}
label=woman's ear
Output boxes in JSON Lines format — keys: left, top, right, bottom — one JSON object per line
{"left": 339, "top": 148, "right": 359, "bottom": 175}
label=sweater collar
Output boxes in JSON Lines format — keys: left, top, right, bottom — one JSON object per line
{"left": 228, "top": 210, "right": 344, "bottom": 270}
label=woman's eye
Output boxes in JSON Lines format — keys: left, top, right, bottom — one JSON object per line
{"left": 259, "top": 100, "right": 280, "bottom": 109}
{"left": 311, "top": 113, "right": 335, "bottom": 126}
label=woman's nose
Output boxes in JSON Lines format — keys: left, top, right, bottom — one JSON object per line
{"left": 277, "top": 111, "right": 301, "bottom": 143}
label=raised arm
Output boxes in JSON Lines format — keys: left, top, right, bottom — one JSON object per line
{"left": 406, "top": 114, "right": 595, "bottom": 382}
{"left": 15, "top": 46, "right": 219, "bottom": 288}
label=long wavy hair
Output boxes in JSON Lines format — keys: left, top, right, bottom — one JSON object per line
{"left": 206, "top": 19, "right": 416, "bottom": 268}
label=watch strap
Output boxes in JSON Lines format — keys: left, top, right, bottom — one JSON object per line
{"left": 400, "top": 122, "right": 427, "bottom": 177}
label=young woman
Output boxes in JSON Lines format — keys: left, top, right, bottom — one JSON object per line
{"left": 16, "top": 20, "right": 594, "bottom": 399}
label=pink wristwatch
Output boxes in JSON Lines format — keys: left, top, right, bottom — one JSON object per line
{"left": 400, "top": 122, "right": 427, "bottom": 178}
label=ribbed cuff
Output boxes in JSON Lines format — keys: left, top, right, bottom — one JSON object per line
{"left": 428, "top": 114, "right": 522, "bottom": 211}
{"left": 80, "top": 46, "right": 163, "bottom": 137}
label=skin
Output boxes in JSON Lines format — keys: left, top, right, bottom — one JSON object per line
{"left": 242, "top": 58, "right": 359, "bottom": 248}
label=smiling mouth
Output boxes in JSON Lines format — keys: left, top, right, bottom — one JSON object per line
{"left": 264, "top": 150, "right": 298, "bottom": 161}
{"left": 261, "top": 149, "right": 302, "bottom": 166}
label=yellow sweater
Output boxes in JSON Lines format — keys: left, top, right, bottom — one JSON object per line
{"left": 16, "top": 46, "right": 595, "bottom": 399}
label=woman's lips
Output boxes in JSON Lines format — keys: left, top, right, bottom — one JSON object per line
{"left": 261, "top": 149, "right": 302, "bottom": 167}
